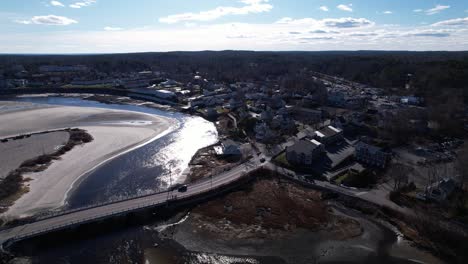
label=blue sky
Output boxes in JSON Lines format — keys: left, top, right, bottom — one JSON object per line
{"left": 1, "top": 0, "right": 467, "bottom": 53}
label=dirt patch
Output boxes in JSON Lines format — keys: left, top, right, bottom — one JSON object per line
{"left": 185, "top": 144, "right": 239, "bottom": 183}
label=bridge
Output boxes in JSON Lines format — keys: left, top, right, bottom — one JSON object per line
{"left": 0, "top": 156, "right": 263, "bottom": 249}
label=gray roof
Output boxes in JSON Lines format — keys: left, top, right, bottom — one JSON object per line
{"left": 287, "top": 139, "right": 322, "bottom": 155}
{"left": 316, "top": 126, "right": 341, "bottom": 138}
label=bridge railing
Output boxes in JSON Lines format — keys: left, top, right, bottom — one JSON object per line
{"left": 35, "top": 189, "right": 170, "bottom": 221}
{"left": 34, "top": 159, "right": 249, "bottom": 222}
{"left": 5, "top": 162, "right": 255, "bottom": 247}
{"left": 8, "top": 171, "right": 249, "bottom": 243}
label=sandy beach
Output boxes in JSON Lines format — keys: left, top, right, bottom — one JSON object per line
{"left": 0, "top": 101, "right": 174, "bottom": 219}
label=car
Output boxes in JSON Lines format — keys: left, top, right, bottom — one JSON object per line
{"left": 260, "top": 158, "right": 266, "bottom": 163}
{"left": 177, "top": 185, "right": 188, "bottom": 192}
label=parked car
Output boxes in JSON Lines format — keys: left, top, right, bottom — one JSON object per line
{"left": 178, "top": 185, "right": 188, "bottom": 192}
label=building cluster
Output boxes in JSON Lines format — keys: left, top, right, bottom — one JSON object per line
{"left": 1, "top": 63, "right": 460, "bottom": 188}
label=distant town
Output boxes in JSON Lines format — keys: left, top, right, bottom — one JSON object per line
{"left": 0, "top": 62, "right": 465, "bottom": 195}
{"left": 1, "top": 51, "right": 468, "bottom": 263}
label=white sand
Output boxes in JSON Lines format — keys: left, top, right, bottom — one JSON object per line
{"left": 0, "top": 101, "right": 174, "bottom": 219}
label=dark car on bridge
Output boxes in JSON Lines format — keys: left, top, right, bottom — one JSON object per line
{"left": 178, "top": 185, "right": 188, "bottom": 192}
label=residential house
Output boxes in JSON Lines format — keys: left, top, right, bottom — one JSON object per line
{"left": 315, "top": 126, "right": 343, "bottom": 145}
{"left": 214, "top": 140, "right": 242, "bottom": 157}
{"left": 286, "top": 139, "right": 325, "bottom": 165}
{"left": 425, "top": 178, "right": 456, "bottom": 202}
{"left": 401, "top": 96, "right": 423, "bottom": 106}
{"left": 328, "top": 90, "right": 367, "bottom": 109}
{"left": 227, "top": 98, "right": 243, "bottom": 110}
{"left": 255, "top": 122, "right": 276, "bottom": 143}
{"left": 355, "top": 141, "right": 390, "bottom": 168}
{"left": 290, "top": 106, "right": 322, "bottom": 124}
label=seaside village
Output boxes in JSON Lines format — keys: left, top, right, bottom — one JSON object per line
{"left": 1, "top": 64, "right": 466, "bottom": 203}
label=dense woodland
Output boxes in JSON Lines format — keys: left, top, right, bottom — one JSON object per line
{"left": 1, "top": 51, "right": 468, "bottom": 102}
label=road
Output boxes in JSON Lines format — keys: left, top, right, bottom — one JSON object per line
{"left": 264, "top": 162, "right": 412, "bottom": 215}
{"left": 0, "top": 155, "right": 263, "bottom": 248}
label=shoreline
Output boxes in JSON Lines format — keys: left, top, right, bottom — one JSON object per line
{"left": 0, "top": 100, "right": 175, "bottom": 220}
{"left": 62, "top": 125, "right": 174, "bottom": 206}
{"left": 0, "top": 128, "right": 94, "bottom": 217}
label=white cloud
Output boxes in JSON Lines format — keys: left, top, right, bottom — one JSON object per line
{"left": 50, "top": 1, "right": 65, "bottom": 7}
{"left": 104, "top": 26, "right": 123, "bottom": 31}
{"left": 319, "top": 6, "right": 329, "bottom": 12}
{"left": 425, "top": 5, "right": 450, "bottom": 15}
{"left": 276, "top": 17, "right": 373, "bottom": 28}
{"left": 15, "top": 15, "right": 78, "bottom": 25}
{"left": 413, "top": 9, "right": 423, "bottom": 13}
{"left": 432, "top": 17, "right": 468, "bottom": 27}
{"left": 159, "top": 0, "right": 272, "bottom": 24}
{"left": 337, "top": 4, "right": 353, "bottom": 12}
{"left": 323, "top": 17, "right": 373, "bottom": 28}
{"left": 5, "top": 16, "right": 468, "bottom": 53}
{"left": 70, "top": 0, "right": 96, "bottom": 9}
{"left": 15, "top": 20, "right": 32, "bottom": 25}
{"left": 383, "top": 11, "right": 393, "bottom": 15}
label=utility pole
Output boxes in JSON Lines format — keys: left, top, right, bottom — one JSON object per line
{"left": 210, "top": 168, "right": 214, "bottom": 189}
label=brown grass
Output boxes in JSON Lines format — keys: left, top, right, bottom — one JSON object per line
{"left": 193, "top": 178, "right": 329, "bottom": 230}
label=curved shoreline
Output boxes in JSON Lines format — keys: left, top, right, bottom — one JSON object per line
{"left": 0, "top": 101, "right": 175, "bottom": 219}
{"left": 62, "top": 125, "right": 174, "bottom": 206}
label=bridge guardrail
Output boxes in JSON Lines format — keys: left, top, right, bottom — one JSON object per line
{"left": 7, "top": 169, "right": 253, "bottom": 244}
{"left": 35, "top": 158, "right": 253, "bottom": 221}
{"left": 35, "top": 189, "right": 170, "bottom": 221}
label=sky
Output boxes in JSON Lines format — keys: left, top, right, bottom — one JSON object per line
{"left": 0, "top": 0, "right": 467, "bottom": 53}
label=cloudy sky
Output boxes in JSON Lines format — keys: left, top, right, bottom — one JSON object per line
{"left": 1, "top": 0, "right": 467, "bottom": 53}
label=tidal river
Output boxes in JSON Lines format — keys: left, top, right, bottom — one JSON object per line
{"left": 13, "top": 96, "right": 218, "bottom": 209}
{"left": 8, "top": 96, "right": 442, "bottom": 264}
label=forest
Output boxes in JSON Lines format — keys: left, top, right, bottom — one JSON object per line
{"left": 1, "top": 51, "right": 468, "bottom": 101}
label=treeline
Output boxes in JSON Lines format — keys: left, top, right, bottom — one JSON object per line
{"left": 1, "top": 50, "right": 468, "bottom": 100}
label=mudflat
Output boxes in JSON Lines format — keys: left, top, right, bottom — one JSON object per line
{"left": 0, "top": 101, "right": 174, "bottom": 220}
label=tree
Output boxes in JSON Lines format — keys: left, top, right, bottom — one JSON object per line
{"left": 456, "top": 145, "right": 468, "bottom": 191}
{"left": 387, "top": 163, "right": 412, "bottom": 191}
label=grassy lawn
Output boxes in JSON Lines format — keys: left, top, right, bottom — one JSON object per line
{"left": 334, "top": 173, "right": 348, "bottom": 185}
{"left": 216, "top": 107, "right": 229, "bottom": 114}
{"left": 274, "top": 152, "right": 291, "bottom": 168}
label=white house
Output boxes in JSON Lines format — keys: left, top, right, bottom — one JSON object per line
{"left": 214, "top": 140, "right": 242, "bottom": 157}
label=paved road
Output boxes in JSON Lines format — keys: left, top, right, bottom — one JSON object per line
{"left": 0, "top": 155, "right": 262, "bottom": 248}
{"left": 264, "top": 162, "right": 411, "bottom": 215}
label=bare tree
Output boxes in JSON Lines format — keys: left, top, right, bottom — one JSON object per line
{"left": 387, "top": 162, "right": 412, "bottom": 191}
{"left": 425, "top": 163, "right": 447, "bottom": 188}
{"left": 455, "top": 145, "right": 468, "bottom": 191}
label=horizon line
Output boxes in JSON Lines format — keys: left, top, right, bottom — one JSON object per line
{"left": 1, "top": 49, "right": 468, "bottom": 56}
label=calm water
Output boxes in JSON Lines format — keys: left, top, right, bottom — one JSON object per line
{"left": 13, "top": 96, "right": 218, "bottom": 209}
